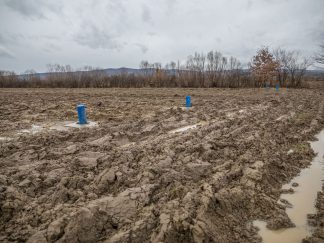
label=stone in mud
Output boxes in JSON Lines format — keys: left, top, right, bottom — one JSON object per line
{"left": 115, "top": 171, "right": 123, "bottom": 180}
{"left": 243, "top": 167, "right": 262, "bottom": 181}
{"left": 142, "top": 124, "right": 156, "bottom": 133}
{"left": 58, "top": 207, "right": 99, "bottom": 243}
{"left": 77, "top": 157, "right": 98, "bottom": 169}
{"left": 306, "top": 214, "right": 317, "bottom": 227}
{"left": 250, "top": 160, "right": 264, "bottom": 169}
{"left": 279, "top": 198, "right": 293, "bottom": 208}
{"left": 18, "top": 178, "right": 31, "bottom": 187}
{"left": 281, "top": 188, "right": 294, "bottom": 194}
{"left": 108, "top": 216, "right": 156, "bottom": 243}
{"left": 0, "top": 174, "right": 8, "bottom": 185}
{"left": 160, "top": 169, "right": 181, "bottom": 185}
{"left": 151, "top": 213, "right": 171, "bottom": 242}
{"left": 96, "top": 167, "right": 118, "bottom": 192}
{"left": 0, "top": 185, "right": 6, "bottom": 192}
{"left": 239, "top": 151, "right": 254, "bottom": 163}
{"left": 266, "top": 214, "right": 295, "bottom": 230}
{"left": 27, "top": 231, "right": 47, "bottom": 243}
{"left": 292, "top": 182, "right": 299, "bottom": 187}
{"left": 230, "top": 125, "right": 248, "bottom": 137}
{"left": 77, "top": 152, "right": 104, "bottom": 169}
{"left": 47, "top": 218, "right": 66, "bottom": 242}
{"left": 43, "top": 168, "right": 67, "bottom": 187}
{"left": 88, "top": 135, "right": 112, "bottom": 147}
{"left": 106, "top": 231, "right": 130, "bottom": 243}
{"left": 64, "top": 145, "right": 78, "bottom": 155}
{"left": 157, "top": 156, "right": 172, "bottom": 168}
{"left": 185, "top": 160, "right": 211, "bottom": 179}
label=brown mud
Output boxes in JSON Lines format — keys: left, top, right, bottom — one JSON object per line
{"left": 303, "top": 184, "right": 324, "bottom": 243}
{"left": 302, "top": 130, "right": 324, "bottom": 243}
{"left": 0, "top": 88, "right": 324, "bottom": 243}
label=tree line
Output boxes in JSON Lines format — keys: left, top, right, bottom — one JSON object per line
{"left": 0, "top": 47, "right": 316, "bottom": 88}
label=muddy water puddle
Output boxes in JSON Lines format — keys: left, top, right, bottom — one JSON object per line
{"left": 169, "top": 121, "right": 208, "bottom": 134}
{"left": 0, "top": 121, "right": 99, "bottom": 141}
{"left": 169, "top": 124, "right": 200, "bottom": 133}
{"left": 254, "top": 129, "right": 324, "bottom": 243}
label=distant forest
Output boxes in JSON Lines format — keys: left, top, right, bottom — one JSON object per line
{"left": 1, "top": 47, "right": 322, "bottom": 88}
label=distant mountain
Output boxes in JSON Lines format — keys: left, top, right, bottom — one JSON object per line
{"left": 22, "top": 68, "right": 153, "bottom": 80}
{"left": 304, "top": 69, "right": 324, "bottom": 77}
{"left": 18, "top": 67, "right": 324, "bottom": 80}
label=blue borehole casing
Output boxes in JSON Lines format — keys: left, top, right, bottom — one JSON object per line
{"left": 186, "top": 96, "right": 191, "bottom": 108}
{"left": 276, "top": 83, "right": 279, "bottom": 92}
{"left": 77, "top": 104, "right": 88, "bottom": 124}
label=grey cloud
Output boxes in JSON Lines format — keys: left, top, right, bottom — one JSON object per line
{"left": 135, "top": 43, "right": 148, "bottom": 54}
{"left": 43, "top": 43, "right": 62, "bottom": 53}
{"left": 74, "top": 23, "right": 123, "bottom": 50}
{"left": 141, "top": 4, "right": 152, "bottom": 23}
{"left": 0, "top": 46, "right": 14, "bottom": 59}
{"left": 0, "top": 33, "right": 25, "bottom": 47}
{"left": 147, "top": 32, "right": 157, "bottom": 36}
{"left": 0, "top": 33, "right": 16, "bottom": 45}
{"left": 0, "top": 0, "right": 323, "bottom": 72}
{"left": 105, "top": 0, "right": 126, "bottom": 14}
{"left": 215, "top": 38, "right": 222, "bottom": 44}
{"left": 4, "top": 0, "right": 62, "bottom": 19}
{"left": 246, "top": 0, "right": 253, "bottom": 9}
{"left": 0, "top": 34, "right": 6, "bottom": 44}
{"left": 166, "top": 0, "right": 177, "bottom": 11}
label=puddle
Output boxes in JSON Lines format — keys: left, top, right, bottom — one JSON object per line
{"left": 19, "top": 125, "right": 43, "bottom": 135}
{"left": 226, "top": 109, "right": 247, "bottom": 119}
{"left": 64, "top": 121, "right": 97, "bottom": 129}
{"left": 276, "top": 112, "right": 295, "bottom": 122}
{"left": 16, "top": 121, "right": 98, "bottom": 136}
{"left": 254, "top": 129, "right": 324, "bottom": 243}
{"left": 170, "top": 124, "right": 199, "bottom": 133}
{"left": 0, "top": 137, "right": 13, "bottom": 142}
{"left": 169, "top": 122, "right": 206, "bottom": 134}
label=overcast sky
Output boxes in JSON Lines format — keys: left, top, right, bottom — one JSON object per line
{"left": 0, "top": 0, "right": 323, "bottom": 73}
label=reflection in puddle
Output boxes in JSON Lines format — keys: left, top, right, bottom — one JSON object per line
{"left": 254, "top": 130, "right": 324, "bottom": 243}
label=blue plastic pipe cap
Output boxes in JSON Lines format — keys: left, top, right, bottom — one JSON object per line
{"left": 77, "top": 104, "right": 88, "bottom": 124}
{"left": 186, "top": 96, "right": 191, "bottom": 108}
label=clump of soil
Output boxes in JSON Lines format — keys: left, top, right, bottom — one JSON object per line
{"left": 303, "top": 185, "right": 324, "bottom": 243}
{"left": 0, "top": 88, "right": 323, "bottom": 242}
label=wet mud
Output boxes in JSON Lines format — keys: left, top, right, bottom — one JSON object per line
{"left": 0, "top": 88, "right": 324, "bottom": 243}
{"left": 254, "top": 130, "right": 324, "bottom": 243}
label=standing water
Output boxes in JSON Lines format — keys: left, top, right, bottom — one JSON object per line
{"left": 254, "top": 130, "right": 324, "bottom": 243}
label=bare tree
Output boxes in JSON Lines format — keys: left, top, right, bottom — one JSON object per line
{"left": 273, "top": 48, "right": 312, "bottom": 87}
{"left": 187, "top": 52, "right": 206, "bottom": 87}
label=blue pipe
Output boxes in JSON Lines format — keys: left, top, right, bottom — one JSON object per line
{"left": 186, "top": 96, "right": 191, "bottom": 108}
{"left": 77, "top": 104, "right": 88, "bottom": 124}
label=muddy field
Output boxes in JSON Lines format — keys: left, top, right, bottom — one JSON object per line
{"left": 1, "top": 88, "right": 324, "bottom": 243}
